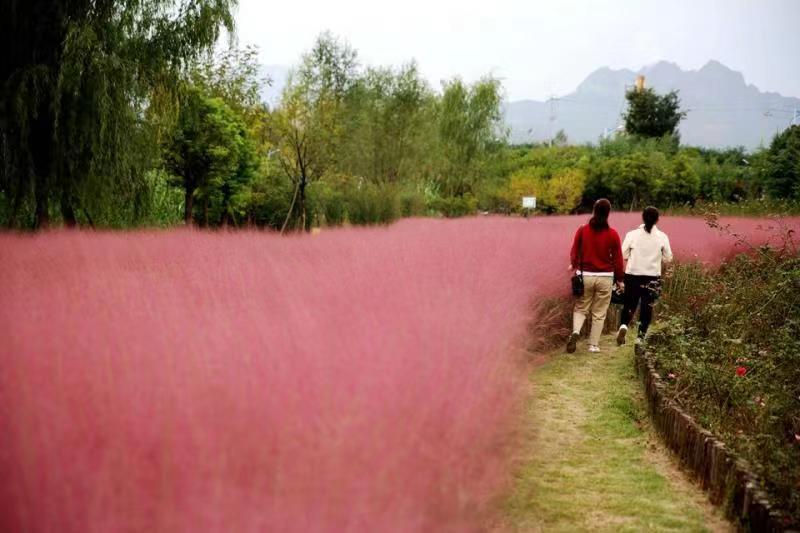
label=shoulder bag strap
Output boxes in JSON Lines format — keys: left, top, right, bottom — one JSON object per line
{"left": 578, "top": 225, "right": 584, "bottom": 281}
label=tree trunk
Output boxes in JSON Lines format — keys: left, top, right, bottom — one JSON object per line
{"left": 61, "top": 189, "right": 77, "bottom": 228}
{"left": 184, "top": 186, "right": 195, "bottom": 224}
{"left": 220, "top": 186, "right": 231, "bottom": 228}
{"left": 32, "top": 110, "right": 53, "bottom": 230}
{"left": 8, "top": 189, "right": 23, "bottom": 228}
{"left": 298, "top": 178, "right": 307, "bottom": 231}
{"left": 34, "top": 174, "right": 50, "bottom": 229}
{"left": 280, "top": 179, "right": 300, "bottom": 235}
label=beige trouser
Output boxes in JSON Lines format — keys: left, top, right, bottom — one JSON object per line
{"left": 573, "top": 276, "right": 613, "bottom": 346}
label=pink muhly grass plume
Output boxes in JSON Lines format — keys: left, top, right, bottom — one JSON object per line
{"left": 0, "top": 214, "right": 793, "bottom": 532}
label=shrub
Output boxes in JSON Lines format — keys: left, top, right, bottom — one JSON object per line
{"left": 658, "top": 153, "right": 700, "bottom": 206}
{"left": 345, "top": 182, "right": 401, "bottom": 225}
{"left": 398, "top": 188, "right": 427, "bottom": 218}
{"left": 310, "top": 176, "right": 403, "bottom": 227}
{"left": 664, "top": 199, "right": 800, "bottom": 217}
{"left": 501, "top": 168, "right": 547, "bottom": 214}
{"left": 475, "top": 182, "right": 515, "bottom": 214}
{"left": 309, "top": 180, "right": 348, "bottom": 226}
{"left": 541, "top": 169, "right": 585, "bottom": 214}
{"left": 649, "top": 224, "right": 800, "bottom": 518}
{"left": 247, "top": 172, "right": 295, "bottom": 229}
{"left": 428, "top": 194, "right": 478, "bottom": 217}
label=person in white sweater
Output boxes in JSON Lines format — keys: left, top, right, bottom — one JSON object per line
{"left": 616, "top": 206, "right": 673, "bottom": 347}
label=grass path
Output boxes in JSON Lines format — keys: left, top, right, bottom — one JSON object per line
{"left": 498, "top": 337, "right": 732, "bottom": 532}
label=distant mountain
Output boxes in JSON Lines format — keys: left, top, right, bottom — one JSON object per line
{"left": 504, "top": 60, "right": 800, "bottom": 149}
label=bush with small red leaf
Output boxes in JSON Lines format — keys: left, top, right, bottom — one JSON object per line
{"left": 649, "top": 217, "right": 800, "bottom": 520}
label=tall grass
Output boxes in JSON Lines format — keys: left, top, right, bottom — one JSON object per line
{"left": 0, "top": 214, "right": 793, "bottom": 532}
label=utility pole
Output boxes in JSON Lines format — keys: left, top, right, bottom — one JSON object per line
{"left": 547, "top": 95, "right": 558, "bottom": 147}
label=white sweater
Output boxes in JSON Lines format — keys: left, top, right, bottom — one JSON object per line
{"left": 622, "top": 225, "right": 673, "bottom": 276}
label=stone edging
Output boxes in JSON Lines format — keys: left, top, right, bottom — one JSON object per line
{"left": 634, "top": 348, "right": 798, "bottom": 532}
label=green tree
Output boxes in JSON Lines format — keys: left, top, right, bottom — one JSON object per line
{"left": 207, "top": 129, "right": 259, "bottom": 227}
{"left": 270, "top": 32, "right": 357, "bottom": 231}
{"left": 658, "top": 153, "right": 700, "bottom": 205}
{"left": 194, "top": 47, "right": 265, "bottom": 124}
{"left": 763, "top": 125, "right": 800, "bottom": 199}
{"left": 0, "top": 0, "right": 236, "bottom": 228}
{"left": 188, "top": 46, "right": 268, "bottom": 226}
{"left": 437, "top": 77, "right": 504, "bottom": 196}
{"left": 610, "top": 152, "right": 663, "bottom": 210}
{"left": 193, "top": 46, "right": 270, "bottom": 151}
{"left": 340, "top": 63, "right": 434, "bottom": 184}
{"left": 543, "top": 169, "right": 586, "bottom": 214}
{"left": 163, "top": 88, "right": 252, "bottom": 225}
{"left": 503, "top": 168, "right": 548, "bottom": 212}
{"left": 584, "top": 158, "right": 617, "bottom": 206}
{"left": 622, "top": 88, "right": 686, "bottom": 140}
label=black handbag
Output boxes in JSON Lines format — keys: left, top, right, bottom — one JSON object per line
{"left": 571, "top": 226, "right": 584, "bottom": 297}
{"left": 571, "top": 272, "right": 584, "bottom": 297}
{"left": 611, "top": 286, "right": 625, "bottom": 305}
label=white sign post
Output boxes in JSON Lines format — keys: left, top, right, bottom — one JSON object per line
{"left": 522, "top": 196, "right": 536, "bottom": 217}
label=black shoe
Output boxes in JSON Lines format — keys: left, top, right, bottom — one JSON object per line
{"left": 616, "top": 326, "right": 628, "bottom": 346}
{"left": 566, "top": 332, "right": 579, "bottom": 353}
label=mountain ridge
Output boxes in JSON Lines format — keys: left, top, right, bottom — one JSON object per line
{"left": 504, "top": 60, "right": 800, "bottom": 148}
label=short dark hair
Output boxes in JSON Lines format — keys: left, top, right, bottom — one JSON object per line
{"left": 589, "top": 199, "right": 611, "bottom": 230}
{"left": 642, "top": 206, "right": 659, "bottom": 233}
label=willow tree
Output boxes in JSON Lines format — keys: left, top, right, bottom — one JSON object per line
{"left": 437, "top": 77, "right": 504, "bottom": 197}
{"left": 339, "top": 63, "right": 435, "bottom": 185}
{"left": 0, "top": 0, "right": 237, "bottom": 228}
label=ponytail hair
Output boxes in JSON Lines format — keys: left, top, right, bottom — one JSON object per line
{"left": 642, "top": 206, "right": 659, "bottom": 233}
{"left": 589, "top": 198, "right": 611, "bottom": 230}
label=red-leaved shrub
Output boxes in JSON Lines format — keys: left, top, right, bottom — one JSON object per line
{"left": 0, "top": 214, "right": 792, "bottom": 532}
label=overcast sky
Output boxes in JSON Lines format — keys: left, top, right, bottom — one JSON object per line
{"left": 234, "top": 0, "right": 800, "bottom": 101}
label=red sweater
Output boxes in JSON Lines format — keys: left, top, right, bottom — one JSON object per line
{"left": 570, "top": 225, "right": 624, "bottom": 282}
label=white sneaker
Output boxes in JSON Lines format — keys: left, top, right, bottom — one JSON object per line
{"left": 588, "top": 345, "right": 601, "bottom": 353}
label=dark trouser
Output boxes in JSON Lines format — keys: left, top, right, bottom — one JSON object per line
{"left": 620, "top": 274, "right": 660, "bottom": 337}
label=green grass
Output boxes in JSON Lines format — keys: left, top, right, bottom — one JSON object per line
{"left": 499, "top": 338, "right": 730, "bottom": 532}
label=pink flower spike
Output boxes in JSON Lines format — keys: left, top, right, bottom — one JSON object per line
{"left": 0, "top": 214, "right": 792, "bottom": 531}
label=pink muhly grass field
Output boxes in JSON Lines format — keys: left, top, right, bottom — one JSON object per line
{"left": 0, "top": 214, "right": 792, "bottom": 532}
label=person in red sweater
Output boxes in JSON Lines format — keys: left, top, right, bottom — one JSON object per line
{"left": 566, "top": 198, "right": 624, "bottom": 353}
